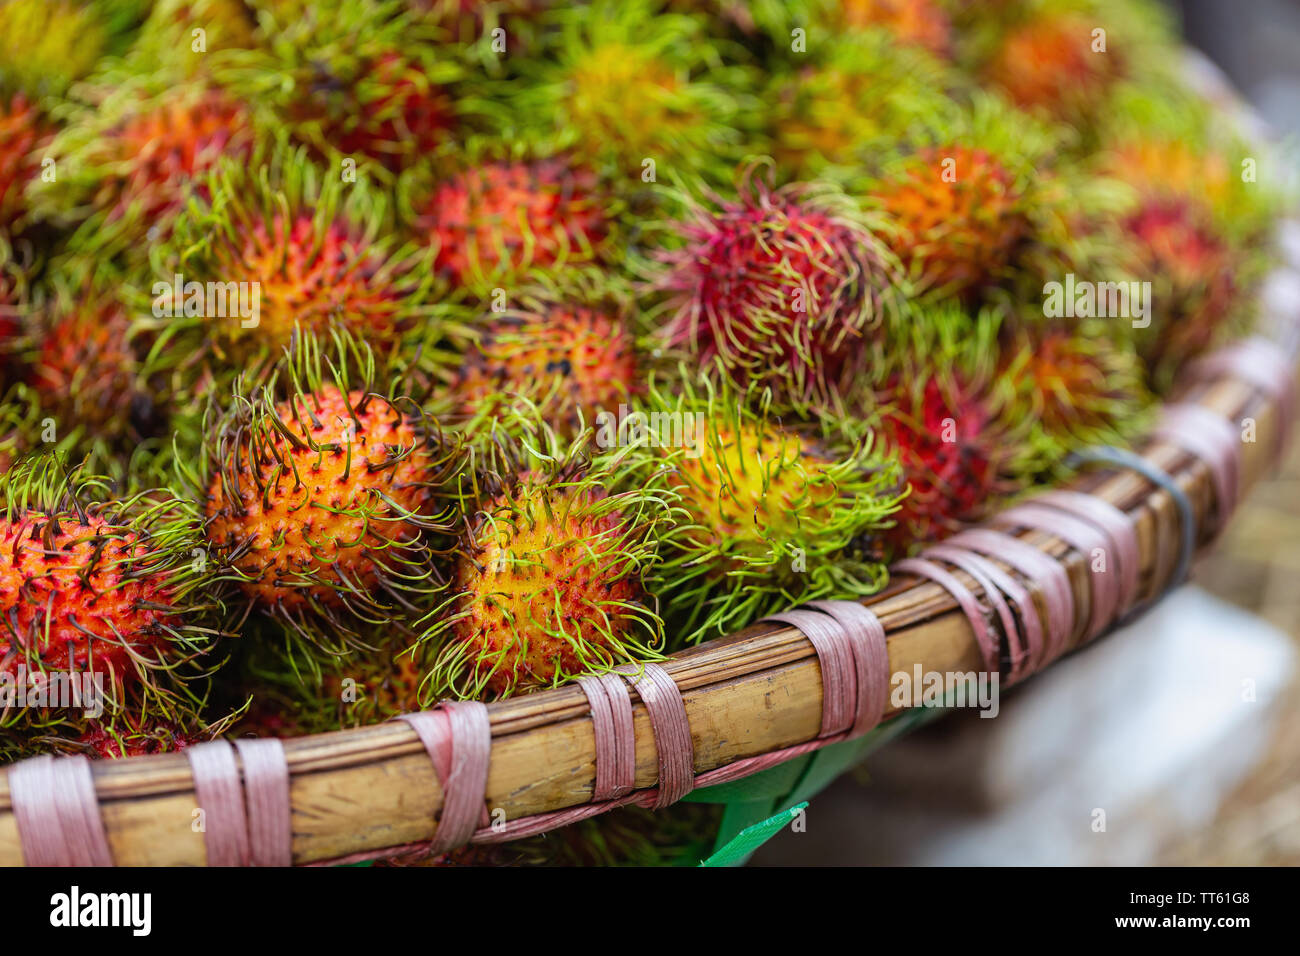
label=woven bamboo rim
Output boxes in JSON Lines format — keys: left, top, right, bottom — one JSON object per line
{"left": 1, "top": 303, "right": 1296, "bottom": 866}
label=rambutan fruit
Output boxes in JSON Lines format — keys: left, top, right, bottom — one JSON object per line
{"left": 143, "top": 147, "right": 438, "bottom": 397}
{"left": 449, "top": 291, "right": 640, "bottom": 436}
{"left": 131, "top": 0, "right": 260, "bottom": 76}
{"left": 642, "top": 371, "right": 902, "bottom": 641}
{"left": 0, "top": 0, "right": 115, "bottom": 99}
{"left": 511, "top": 0, "right": 752, "bottom": 182}
{"left": 840, "top": 0, "right": 953, "bottom": 58}
{"left": 877, "top": 144, "right": 1030, "bottom": 300}
{"left": 215, "top": 0, "right": 462, "bottom": 176}
{"left": 41, "top": 81, "right": 255, "bottom": 267}
{"left": 0, "top": 456, "right": 229, "bottom": 737}
{"left": 421, "top": 423, "right": 678, "bottom": 699}
{"left": 650, "top": 166, "right": 901, "bottom": 413}
{"left": 763, "top": 33, "right": 958, "bottom": 179}
{"left": 74, "top": 716, "right": 201, "bottom": 759}
{"left": 1121, "top": 196, "right": 1240, "bottom": 390}
{"left": 411, "top": 154, "right": 615, "bottom": 295}
{"left": 981, "top": 11, "right": 1123, "bottom": 122}
{"left": 27, "top": 288, "right": 149, "bottom": 450}
{"left": 870, "top": 305, "right": 1019, "bottom": 550}
{"left": 196, "top": 330, "right": 461, "bottom": 653}
{"left": 1000, "top": 321, "right": 1151, "bottom": 479}
{"left": 0, "top": 92, "right": 50, "bottom": 233}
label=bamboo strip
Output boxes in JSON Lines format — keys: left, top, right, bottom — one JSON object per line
{"left": 0, "top": 365, "right": 1287, "bottom": 865}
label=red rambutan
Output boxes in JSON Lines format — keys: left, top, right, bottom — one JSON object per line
{"left": 653, "top": 170, "right": 900, "bottom": 411}
{"left": 415, "top": 158, "right": 612, "bottom": 292}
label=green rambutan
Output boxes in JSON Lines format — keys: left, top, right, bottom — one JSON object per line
{"left": 410, "top": 153, "right": 616, "bottom": 295}
{"left": 763, "top": 32, "right": 958, "bottom": 180}
{"left": 130, "top": 0, "right": 261, "bottom": 76}
{"left": 420, "top": 422, "right": 678, "bottom": 699}
{"left": 509, "top": 0, "right": 752, "bottom": 183}
{"left": 650, "top": 165, "right": 901, "bottom": 413}
{"left": 0, "top": 0, "right": 116, "bottom": 99}
{"left": 142, "top": 147, "right": 439, "bottom": 397}
{"left": 0, "top": 456, "right": 230, "bottom": 737}
{"left": 642, "top": 371, "right": 902, "bottom": 641}
{"left": 195, "top": 330, "right": 461, "bottom": 653}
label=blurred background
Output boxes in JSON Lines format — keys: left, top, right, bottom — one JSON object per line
{"left": 756, "top": 2, "right": 1300, "bottom": 866}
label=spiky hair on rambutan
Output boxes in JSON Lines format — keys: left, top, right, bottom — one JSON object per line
{"left": 129, "top": 0, "right": 261, "bottom": 77}
{"left": 0, "top": 455, "right": 232, "bottom": 739}
{"left": 867, "top": 303, "right": 1024, "bottom": 552}
{"left": 191, "top": 327, "right": 463, "bottom": 658}
{"left": 635, "top": 368, "right": 902, "bottom": 643}
{"left": 418, "top": 412, "right": 681, "bottom": 699}
{"left": 999, "top": 319, "right": 1152, "bottom": 481}
{"left": 1121, "top": 195, "right": 1244, "bottom": 393}
{"left": 404, "top": 143, "right": 620, "bottom": 298}
{"left": 0, "top": 0, "right": 138, "bottom": 100}
{"left": 443, "top": 281, "right": 642, "bottom": 438}
{"left": 213, "top": 0, "right": 465, "bottom": 178}
{"left": 4, "top": 280, "right": 164, "bottom": 481}
{"left": 761, "top": 30, "right": 959, "bottom": 181}
{"left": 648, "top": 162, "right": 903, "bottom": 415}
{"left": 140, "top": 145, "right": 442, "bottom": 401}
{"left": 36, "top": 78, "right": 257, "bottom": 271}
{"left": 0, "top": 92, "right": 53, "bottom": 236}
{"left": 1095, "top": 82, "right": 1286, "bottom": 250}
{"left": 867, "top": 93, "right": 1086, "bottom": 305}
{"left": 507, "top": 0, "right": 754, "bottom": 185}
{"left": 244, "top": 630, "right": 436, "bottom": 733}
{"left": 972, "top": 0, "right": 1178, "bottom": 134}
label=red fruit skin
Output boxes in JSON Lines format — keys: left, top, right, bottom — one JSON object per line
{"left": 294, "top": 51, "right": 456, "bottom": 172}
{"left": 453, "top": 486, "right": 643, "bottom": 696}
{"left": 1124, "top": 198, "right": 1237, "bottom": 372}
{"left": 0, "top": 92, "right": 49, "bottom": 228}
{"left": 417, "top": 159, "right": 609, "bottom": 287}
{"left": 0, "top": 513, "right": 176, "bottom": 677}
{"left": 30, "top": 300, "right": 138, "bottom": 434}
{"left": 880, "top": 378, "right": 997, "bottom": 547}
{"left": 205, "top": 386, "right": 436, "bottom": 612}
{"left": 78, "top": 721, "right": 197, "bottom": 759}
{"left": 226, "top": 214, "right": 408, "bottom": 345}
{"left": 658, "top": 186, "right": 892, "bottom": 406}
{"left": 99, "top": 88, "right": 250, "bottom": 227}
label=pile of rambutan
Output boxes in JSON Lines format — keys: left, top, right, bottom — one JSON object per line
{"left": 0, "top": 0, "right": 1289, "bottom": 867}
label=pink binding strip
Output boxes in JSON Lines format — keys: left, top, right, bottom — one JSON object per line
{"left": 1031, "top": 490, "right": 1140, "bottom": 617}
{"left": 577, "top": 674, "right": 636, "bottom": 801}
{"left": 803, "top": 599, "right": 889, "bottom": 736}
{"left": 923, "top": 544, "right": 1035, "bottom": 682}
{"left": 9, "top": 755, "right": 114, "bottom": 867}
{"left": 617, "top": 663, "right": 694, "bottom": 808}
{"left": 186, "top": 741, "right": 251, "bottom": 867}
{"left": 893, "top": 557, "right": 1000, "bottom": 675}
{"left": 233, "top": 739, "right": 293, "bottom": 867}
{"left": 763, "top": 609, "right": 858, "bottom": 737}
{"left": 398, "top": 702, "right": 492, "bottom": 855}
{"left": 996, "top": 503, "right": 1117, "bottom": 642}
{"left": 1191, "top": 337, "right": 1297, "bottom": 461}
{"left": 949, "top": 528, "right": 1076, "bottom": 665}
{"left": 1154, "top": 403, "right": 1241, "bottom": 533}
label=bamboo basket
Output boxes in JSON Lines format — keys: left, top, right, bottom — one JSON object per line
{"left": 2, "top": 270, "right": 1297, "bottom": 866}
